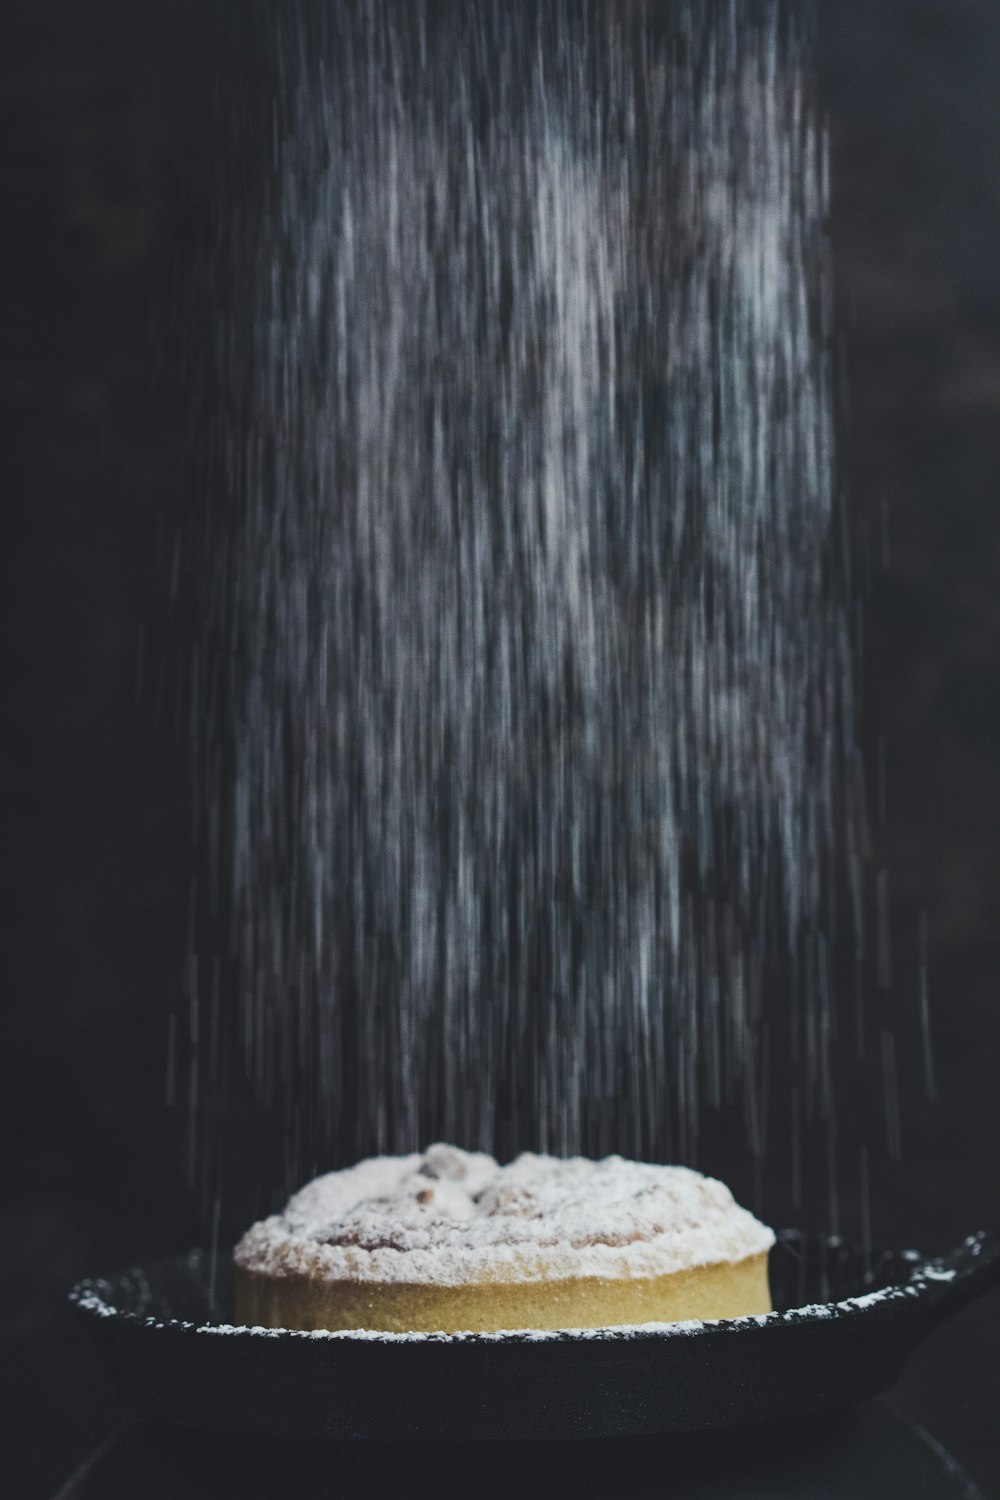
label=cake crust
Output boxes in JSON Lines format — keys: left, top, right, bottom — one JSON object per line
{"left": 234, "top": 1145, "right": 774, "bottom": 1333}
{"left": 236, "top": 1253, "right": 771, "bottom": 1334}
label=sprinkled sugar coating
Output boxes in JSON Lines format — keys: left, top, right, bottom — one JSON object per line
{"left": 234, "top": 1145, "right": 774, "bottom": 1287}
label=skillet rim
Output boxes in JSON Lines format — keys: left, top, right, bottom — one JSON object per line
{"left": 68, "top": 1228, "right": 983, "bottom": 1347}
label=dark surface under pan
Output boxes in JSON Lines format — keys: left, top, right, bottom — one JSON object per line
{"left": 69, "top": 1229, "right": 1000, "bottom": 1445}
{"left": 53, "top": 1403, "right": 987, "bottom": 1499}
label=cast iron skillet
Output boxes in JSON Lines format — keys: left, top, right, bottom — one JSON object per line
{"left": 70, "top": 1229, "right": 1000, "bottom": 1443}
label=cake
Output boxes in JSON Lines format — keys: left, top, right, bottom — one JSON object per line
{"left": 234, "top": 1145, "right": 774, "bottom": 1335}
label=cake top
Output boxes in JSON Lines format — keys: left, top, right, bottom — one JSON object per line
{"left": 234, "top": 1144, "right": 774, "bottom": 1287}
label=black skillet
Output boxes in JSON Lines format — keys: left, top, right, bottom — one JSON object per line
{"left": 69, "top": 1228, "right": 1000, "bottom": 1444}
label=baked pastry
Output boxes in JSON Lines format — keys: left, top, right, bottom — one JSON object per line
{"left": 234, "top": 1144, "right": 774, "bottom": 1334}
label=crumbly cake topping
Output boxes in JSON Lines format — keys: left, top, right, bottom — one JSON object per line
{"left": 234, "top": 1145, "right": 774, "bottom": 1286}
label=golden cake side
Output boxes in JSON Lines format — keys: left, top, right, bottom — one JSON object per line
{"left": 235, "top": 1251, "right": 771, "bottom": 1334}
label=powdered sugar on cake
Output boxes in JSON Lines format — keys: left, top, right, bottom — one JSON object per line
{"left": 234, "top": 1145, "right": 774, "bottom": 1286}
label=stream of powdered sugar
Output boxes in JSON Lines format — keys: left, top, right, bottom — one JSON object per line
{"left": 179, "top": 0, "right": 869, "bottom": 1212}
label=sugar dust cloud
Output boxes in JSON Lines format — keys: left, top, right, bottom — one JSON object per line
{"left": 173, "top": 1, "right": 896, "bottom": 1227}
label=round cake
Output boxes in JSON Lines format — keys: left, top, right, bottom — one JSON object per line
{"left": 234, "top": 1144, "right": 774, "bottom": 1334}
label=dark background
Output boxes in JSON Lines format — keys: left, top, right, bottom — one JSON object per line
{"left": 2, "top": 0, "right": 1000, "bottom": 1494}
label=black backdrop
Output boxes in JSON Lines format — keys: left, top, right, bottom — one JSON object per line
{"left": 2, "top": 1, "right": 1000, "bottom": 1494}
